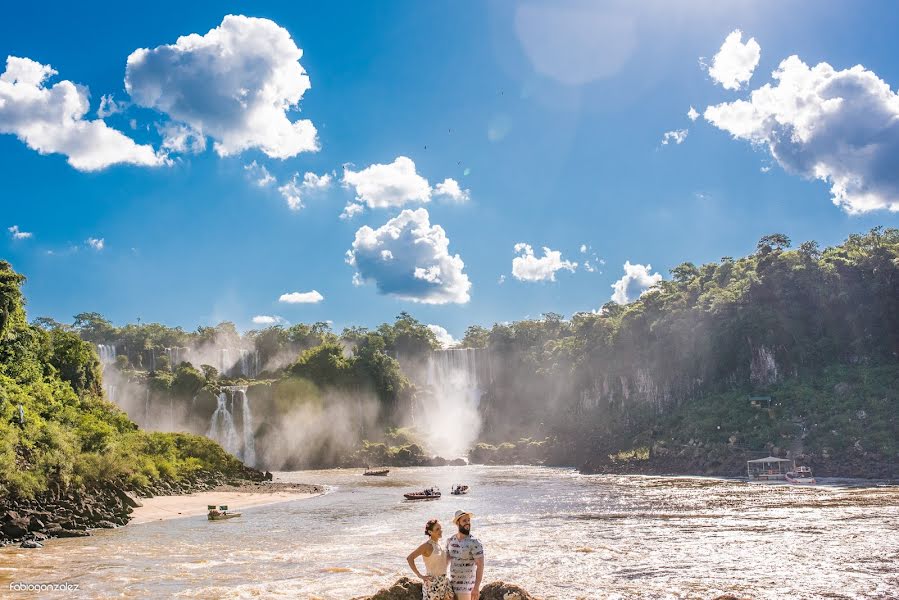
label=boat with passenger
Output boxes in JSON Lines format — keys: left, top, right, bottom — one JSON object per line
{"left": 404, "top": 486, "right": 441, "bottom": 500}
{"left": 785, "top": 465, "right": 816, "bottom": 485}
{"left": 746, "top": 456, "right": 794, "bottom": 483}
{"left": 363, "top": 467, "right": 390, "bottom": 476}
{"left": 451, "top": 484, "right": 469, "bottom": 495}
{"left": 207, "top": 505, "right": 242, "bottom": 520}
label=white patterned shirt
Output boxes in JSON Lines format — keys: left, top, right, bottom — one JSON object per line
{"left": 446, "top": 534, "right": 484, "bottom": 593}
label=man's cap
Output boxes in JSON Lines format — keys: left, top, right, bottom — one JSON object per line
{"left": 453, "top": 509, "right": 474, "bottom": 524}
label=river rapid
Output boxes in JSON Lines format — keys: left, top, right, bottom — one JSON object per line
{"left": 1, "top": 466, "right": 896, "bottom": 599}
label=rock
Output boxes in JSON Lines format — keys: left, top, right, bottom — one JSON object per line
{"left": 2, "top": 517, "right": 30, "bottom": 539}
{"left": 116, "top": 490, "right": 143, "bottom": 508}
{"left": 95, "top": 521, "right": 116, "bottom": 529}
{"left": 56, "top": 529, "right": 90, "bottom": 538}
{"left": 448, "top": 458, "right": 467, "bottom": 466}
{"left": 20, "top": 540, "right": 42, "bottom": 549}
{"left": 353, "top": 578, "right": 536, "bottom": 600}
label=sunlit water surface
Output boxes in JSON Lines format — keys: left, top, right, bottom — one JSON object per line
{"left": 1, "top": 466, "right": 897, "bottom": 599}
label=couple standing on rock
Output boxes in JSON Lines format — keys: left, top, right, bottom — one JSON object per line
{"left": 406, "top": 510, "right": 484, "bottom": 600}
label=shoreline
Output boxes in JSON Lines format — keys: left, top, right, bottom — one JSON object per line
{"left": 129, "top": 486, "right": 324, "bottom": 524}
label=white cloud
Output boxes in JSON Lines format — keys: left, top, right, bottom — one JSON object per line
{"left": 705, "top": 55, "right": 899, "bottom": 213}
{"left": 342, "top": 156, "right": 432, "bottom": 209}
{"left": 434, "top": 178, "right": 470, "bottom": 202}
{"left": 346, "top": 208, "right": 471, "bottom": 304}
{"left": 252, "top": 315, "right": 286, "bottom": 325}
{"left": 427, "top": 324, "right": 458, "bottom": 349}
{"left": 86, "top": 237, "right": 105, "bottom": 251}
{"left": 159, "top": 122, "right": 206, "bottom": 154}
{"left": 340, "top": 202, "right": 365, "bottom": 220}
{"left": 0, "top": 56, "right": 167, "bottom": 171}
{"left": 511, "top": 243, "right": 577, "bottom": 282}
{"left": 244, "top": 160, "right": 275, "bottom": 187}
{"left": 497, "top": 274, "right": 506, "bottom": 285}
{"left": 125, "top": 15, "right": 318, "bottom": 159}
{"left": 687, "top": 106, "right": 699, "bottom": 121}
{"left": 662, "top": 129, "right": 688, "bottom": 145}
{"left": 97, "top": 94, "right": 127, "bottom": 118}
{"left": 580, "top": 244, "right": 588, "bottom": 254}
{"left": 611, "top": 261, "right": 662, "bottom": 304}
{"left": 708, "top": 29, "right": 761, "bottom": 91}
{"left": 8, "top": 225, "right": 32, "bottom": 240}
{"left": 277, "top": 171, "right": 332, "bottom": 211}
{"left": 279, "top": 290, "right": 324, "bottom": 304}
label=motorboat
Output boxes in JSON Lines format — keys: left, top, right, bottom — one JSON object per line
{"left": 207, "top": 505, "right": 242, "bottom": 520}
{"left": 363, "top": 468, "right": 390, "bottom": 476}
{"left": 404, "top": 487, "right": 441, "bottom": 500}
{"left": 451, "top": 484, "right": 469, "bottom": 495}
{"left": 785, "top": 465, "right": 816, "bottom": 485}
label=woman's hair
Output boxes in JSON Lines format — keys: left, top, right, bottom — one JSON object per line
{"left": 425, "top": 519, "right": 440, "bottom": 536}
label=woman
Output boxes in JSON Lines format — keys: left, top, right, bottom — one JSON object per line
{"left": 406, "top": 519, "right": 453, "bottom": 600}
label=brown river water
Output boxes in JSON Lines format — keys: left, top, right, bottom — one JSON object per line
{"left": 1, "top": 466, "right": 897, "bottom": 599}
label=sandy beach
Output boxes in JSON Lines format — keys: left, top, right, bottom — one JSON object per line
{"left": 129, "top": 485, "right": 323, "bottom": 525}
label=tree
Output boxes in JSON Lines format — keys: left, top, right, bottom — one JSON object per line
{"left": 459, "top": 325, "right": 489, "bottom": 349}
{"left": 670, "top": 262, "right": 700, "bottom": 284}
{"left": 72, "top": 312, "right": 116, "bottom": 342}
{"left": 756, "top": 233, "right": 791, "bottom": 256}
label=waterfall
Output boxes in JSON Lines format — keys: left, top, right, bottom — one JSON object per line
{"left": 105, "top": 384, "right": 117, "bottom": 403}
{"left": 97, "top": 344, "right": 117, "bottom": 366}
{"left": 207, "top": 392, "right": 240, "bottom": 456}
{"left": 144, "top": 388, "right": 150, "bottom": 425}
{"left": 237, "top": 388, "right": 256, "bottom": 467}
{"left": 206, "top": 386, "right": 256, "bottom": 465}
{"left": 420, "top": 348, "right": 485, "bottom": 459}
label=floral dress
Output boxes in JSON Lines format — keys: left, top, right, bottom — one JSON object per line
{"left": 422, "top": 539, "right": 453, "bottom": 600}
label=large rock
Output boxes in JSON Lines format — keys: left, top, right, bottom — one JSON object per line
{"left": 1, "top": 517, "right": 30, "bottom": 539}
{"left": 355, "top": 578, "right": 537, "bottom": 600}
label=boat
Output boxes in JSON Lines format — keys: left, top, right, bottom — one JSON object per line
{"left": 785, "top": 465, "right": 816, "bottom": 485}
{"left": 746, "top": 456, "right": 794, "bottom": 483}
{"left": 363, "top": 468, "right": 390, "bottom": 476}
{"left": 451, "top": 484, "right": 469, "bottom": 495}
{"left": 404, "top": 487, "right": 441, "bottom": 500}
{"left": 207, "top": 505, "right": 242, "bottom": 520}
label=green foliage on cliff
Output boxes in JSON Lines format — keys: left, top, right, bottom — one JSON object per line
{"left": 0, "top": 261, "right": 247, "bottom": 499}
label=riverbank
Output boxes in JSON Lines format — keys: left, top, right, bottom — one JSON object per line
{"left": 129, "top": 482, "right": 324, "bottom": 524}
{"left": 1, "top": 477, "right": 323, "bottom": 547}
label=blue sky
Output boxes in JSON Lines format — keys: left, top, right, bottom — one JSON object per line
{"left": 3, "top": 1, "right": 899, "bottom": 342}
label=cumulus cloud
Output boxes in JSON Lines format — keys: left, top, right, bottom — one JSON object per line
{"left": 342, "top": 156, "right": 432, "bottom": 209}
{"left": 0, "top": 56, "right": 167, "bottom": 171}
{"left": 705, "top": 55, "right": 899, "bottom": 213}
{"left": 8, "top": 225, "right": 32, "bottom": 240}
{"left": 86, "top": 237, "right": 105, "bottom": 251}
{"left": 125, "top": 15, "right": 318, "bottom": 159}
{"left": 434, "top": 178, "right": 470, "bottom": 202}
{"left": 277, "top": 171, "right": 332, "bottom": 211}
{"left": 427, "top": 324, "right": 458, "bottom": 349}
{"left": 687, "top": 106, "right": 700, "bottom": 121}
{"left": 279, "top": 290, "right": 324, "bottom": 304}
{"left": 346, "top": 208, "right": 471, "bottom": 304}
{"left": 340, "top": 202, "right": 365, "bottom": 220}
{"left": 252, "top": 315, "right": 287, "bottom": 325}
{"left": 708, "top": 29, "right": 761, "bottom": 90}
{"left": 511, "top": 243, "right": 577, "bottom": 282}
{"left": 97, "top": 94, "right": 127, "bottom": 118}
{"left": 611, "top": 261, "right": 662, "bottom": 304}
{"left": 662, "top": 129, "right": 688, "bottom": 145}
{"left": 159, "top": 122, "right": 206, "bottom": 154}
{"left": 244, "top": 160, "right": 275, "bottom": 187}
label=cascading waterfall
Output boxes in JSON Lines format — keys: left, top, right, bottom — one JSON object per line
{"left": 207, "top": 392, "right": 240, "bottom": 457}
{"left": 420, "top": 348, "right": 485, "bottom": 459}
{"left": 206, "top": 386, "right": 256, "bottom": 466}
{"left": 97, "top": 344, "right": 117, "bottom": 366}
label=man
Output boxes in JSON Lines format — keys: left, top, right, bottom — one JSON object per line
{"left": 446, "top": 510, "right": 484, "bottom": 600}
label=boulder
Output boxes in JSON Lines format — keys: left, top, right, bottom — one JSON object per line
{"left": 2, "top": 517, "right": 30, "bottom": 539}
{"left": 95, "top": 521, "right": 117, "bottom": 529}
{"left": 20, "top": 540, "right": 42, "bottom": 549}
{"left": 354, "top": 578, "right": 537, "bottom": 600}
{"left": 480, "top": 581, "right": 538, "bottom": 600}
{"left": 56, "top": 529, "right": 90, "bottom": 538}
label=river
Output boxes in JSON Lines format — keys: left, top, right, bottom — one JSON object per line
{"left": 1, "top": 466, "right": 896, "bottom": 599}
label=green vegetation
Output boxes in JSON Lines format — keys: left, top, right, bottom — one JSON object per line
{"left": 0, "top": 261, "right": 249, "bottom": 499}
